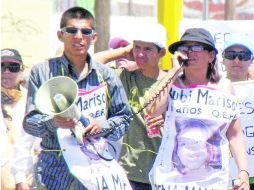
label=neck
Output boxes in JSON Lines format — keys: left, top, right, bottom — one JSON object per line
{"left": 184, "top": 68, "right": 208, "bottom": 85}
{"left": 140, "top": 66, "right": 160, "bottom": 79}
{"left": 184, "top": 75, "right": 208, "bottom": 86}
{"left": 227, "top": 74, "right": 248, "bottom": 82}
{"left": 65, "top": 53, "right": 87, "bottom": 75}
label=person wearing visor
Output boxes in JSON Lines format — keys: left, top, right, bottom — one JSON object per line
{"left": 222, "top": 34, "right": 254, "bottom": 82}
{"left": 222, "top": 34, "right": 254, "bottom": 190}
{"left": 146, "top": 28, "right": 249, "bottom": 190}
{"left": 1, "top": 48, "right": 35, "bottom": 190}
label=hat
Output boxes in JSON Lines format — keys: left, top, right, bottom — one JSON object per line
{"left": 132, "top": 23, "right": 167, "bottom": 49}
{"left": 223, "top": 34, "right": 254, "bottom": 54}
{"left": 109, "top": 37, "right": 129, "bottom": 49}
{"left": 168, "top": 28, "right": 218, "bottom": 54}
{"left": 1, "top": 48, "right": 23, "bottom": 64}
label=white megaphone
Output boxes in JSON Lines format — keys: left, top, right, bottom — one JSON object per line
{"left": 35, "top": 76, "right": 89, "bottom": 144}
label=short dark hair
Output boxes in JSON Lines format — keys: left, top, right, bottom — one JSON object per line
{"left": 60, "top": 7, "right": 95, "bottom": 29}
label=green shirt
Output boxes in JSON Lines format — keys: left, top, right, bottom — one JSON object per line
{"left": 250, "top": 176, "right": 254, "bottom": 184}
{"left": 118, "top": 69, "right": 162, "bottom": 184}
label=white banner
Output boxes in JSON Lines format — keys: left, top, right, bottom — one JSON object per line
{"left": 230, "top": 80, "right": 254, "bottom": 178}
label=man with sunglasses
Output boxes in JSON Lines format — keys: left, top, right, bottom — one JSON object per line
{"left": 223, "top": 34, "right": 254, "bottom": 190}
{"left": 22, "top": 7, "right": 131, "bottom": 190}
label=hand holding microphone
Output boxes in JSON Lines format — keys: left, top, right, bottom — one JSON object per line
{"left": 171, "top": 51, "right": 189, "bottom": 68}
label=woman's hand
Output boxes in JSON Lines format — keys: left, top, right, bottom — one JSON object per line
{"left": 232, "top": 170, "right": 250, "bottom": 190}
{"left": 171, "top": 51, "right": 188, "bottom": 69}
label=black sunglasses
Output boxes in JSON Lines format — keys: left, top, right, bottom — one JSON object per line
{"left": 61, "top": 27, "right": 93, "bottom": 36}
{"left": 1, "top": 63, "right": 21, "bottom": 73}
{"left": 223, "top": 51, "right": 253, "bottom": 61}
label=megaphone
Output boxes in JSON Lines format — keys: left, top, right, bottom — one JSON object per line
{"left": 35, "top": 76, "right": 89, "bottom": 144}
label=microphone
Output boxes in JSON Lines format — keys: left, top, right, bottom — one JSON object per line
{"left": 179, "top": 58, "right": 189, "bottom": 67}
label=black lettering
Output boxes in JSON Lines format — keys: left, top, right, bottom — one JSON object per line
{"left": 212, "top": 110, "right": 219, "bottom": 118}
{"left": 197, "top": 89, "right": 209, "bottom": 104}
{"left": 101, "top": 175, "right": 109, "bottom": 190}
{"left": 97, "top": 94, "right": 102, "bottom": 105}
{"left": 245, "top": 102, "right": 254, "bottom": 114}
{"left": 170, "top": 89, "right": 179, "bottom": 100}
{"left": 112, "top": 174, "right": 122, "bottom": 190}
{"left": 245, "top": 126, "right": 254, "bottom": 137}
{"left": 102, "top": 93, "right": 106, "bottom": 104}
{"left": 83, "top": 100, "right": 88, "bottom": 110}
{"left": 246, "top": 146, "right": 254, "bottom": 155}
{"left": 76, "top": 97, "right": 82, "bottom": 110}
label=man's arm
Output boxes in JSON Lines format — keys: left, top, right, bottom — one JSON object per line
{"left": 94, "top": 44, "right": 133, "bottom": 64}
{"left": 94, "top": 65, "right": 132, "bottom": 141}
{"left": 23, "top": 65, "right": 57, "bottom": 138}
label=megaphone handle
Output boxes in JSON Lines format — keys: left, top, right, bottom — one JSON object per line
{"left": 79, "top": 116, "right": 90, "bottom": 127}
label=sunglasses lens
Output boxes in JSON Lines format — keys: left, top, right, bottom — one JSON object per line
{"left": 62, "top": 27, "right": 93, "bottom": 36}
{"left": 224, "top": 51, "right": 252, "bottom": 61}
{"left": 177, "top": 46, "right": 189, "bottom": 52}
{"left": 81, "top": 28, "right": 93, "bottom": 35}
{"left": 1, "top": 63, "right": 21, "bottom": 72}
{"left": 177, "top": 45, "right": 205, "bottom": 52}
{"left": 65, "top": 27, "right": 78, "bottom": 34}
{"left": 191, "top": 46, "right": 205, "bottom": 52}
{"left": 239, "top": 53, "right": 251, "bottom": 61}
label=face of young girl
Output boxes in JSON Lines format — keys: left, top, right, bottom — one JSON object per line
{"left": 177, "top": 128, "right": 208, "bottom": 171}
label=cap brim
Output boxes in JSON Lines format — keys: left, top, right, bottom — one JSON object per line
{"left": 109, "top": 38, "right": 129, "bottom": 49}
{"left": 168, "top": 39, "right": 218, "bottom": 54}
{"left": 224, "top": 44, "right": 253, "bottom": 54}
{"left": 1, "top": 59, "right": 22, "bottom": 64}
{"left": 168, "top": 41, "right": 185, "bottom": 54}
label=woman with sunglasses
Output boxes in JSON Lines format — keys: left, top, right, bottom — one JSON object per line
{"left": 223, "top": 34, "right": 254, "bottom": 82}
{"left": 145, "top": 28, "right": 249, "bottom": 190}
{"left": 222, "top": 34, "right": 254, "bottom": 190}
{"left": 1, "top": 48, "right": 34, "bottom": 190}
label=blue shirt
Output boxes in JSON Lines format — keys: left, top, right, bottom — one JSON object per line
{"left": 23, "top": 54, "right": 132, "bottom": 190}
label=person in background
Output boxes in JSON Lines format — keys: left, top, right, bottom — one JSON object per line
{"left": 23, "top": 7, "right": 131, "bottom": 190}
{"left": 146, "top": 28, "right": 249, "bottom": 190}
{"left": 95, "top": 23, "right": 167, "bottom": 190}
{"left": 1, "top": 48, "right": 26, "bottom": 190}
{"left": 95, "top": 36, "right": 138, "bottom": 71}
{"left": 222, "top": 34, "right": 254, "bottom": 81}
{"left": 0, "top": 107, "right": 12, "bottom": 189}
{"left": 107, "top": 37, "right": 138, "bottom": 71}
{"left": 1, "top": 48, "right": 40, "bottom": 190}
{"left": 222, "top": 34, "right": 254, "bottom": 190}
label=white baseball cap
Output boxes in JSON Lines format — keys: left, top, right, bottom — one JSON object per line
{"left": 132, "top": 23, "right": 167, "bottom": 49}
{"left": 223, "top": 34, "right": 254, "bottom": 54}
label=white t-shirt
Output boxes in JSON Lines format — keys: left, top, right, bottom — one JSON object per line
{"left": 149, "top": 84, "right": 239, "bottom": 190}
{"left": 0, "top": 108, "right": 10, "bottom": 166}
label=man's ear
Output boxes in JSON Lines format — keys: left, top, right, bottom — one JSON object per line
{"left": 90, "top": 32, "right": 98, "bottom": 45}
{"left": 159, "top": 48, "right": 166, "bottom": 58}
{"left": 57, "top": 31, "right": 64, "bottom": 42}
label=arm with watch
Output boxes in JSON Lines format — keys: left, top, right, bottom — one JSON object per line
{"left": 227, "top": 118, "right": 250, "bottom": 190}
